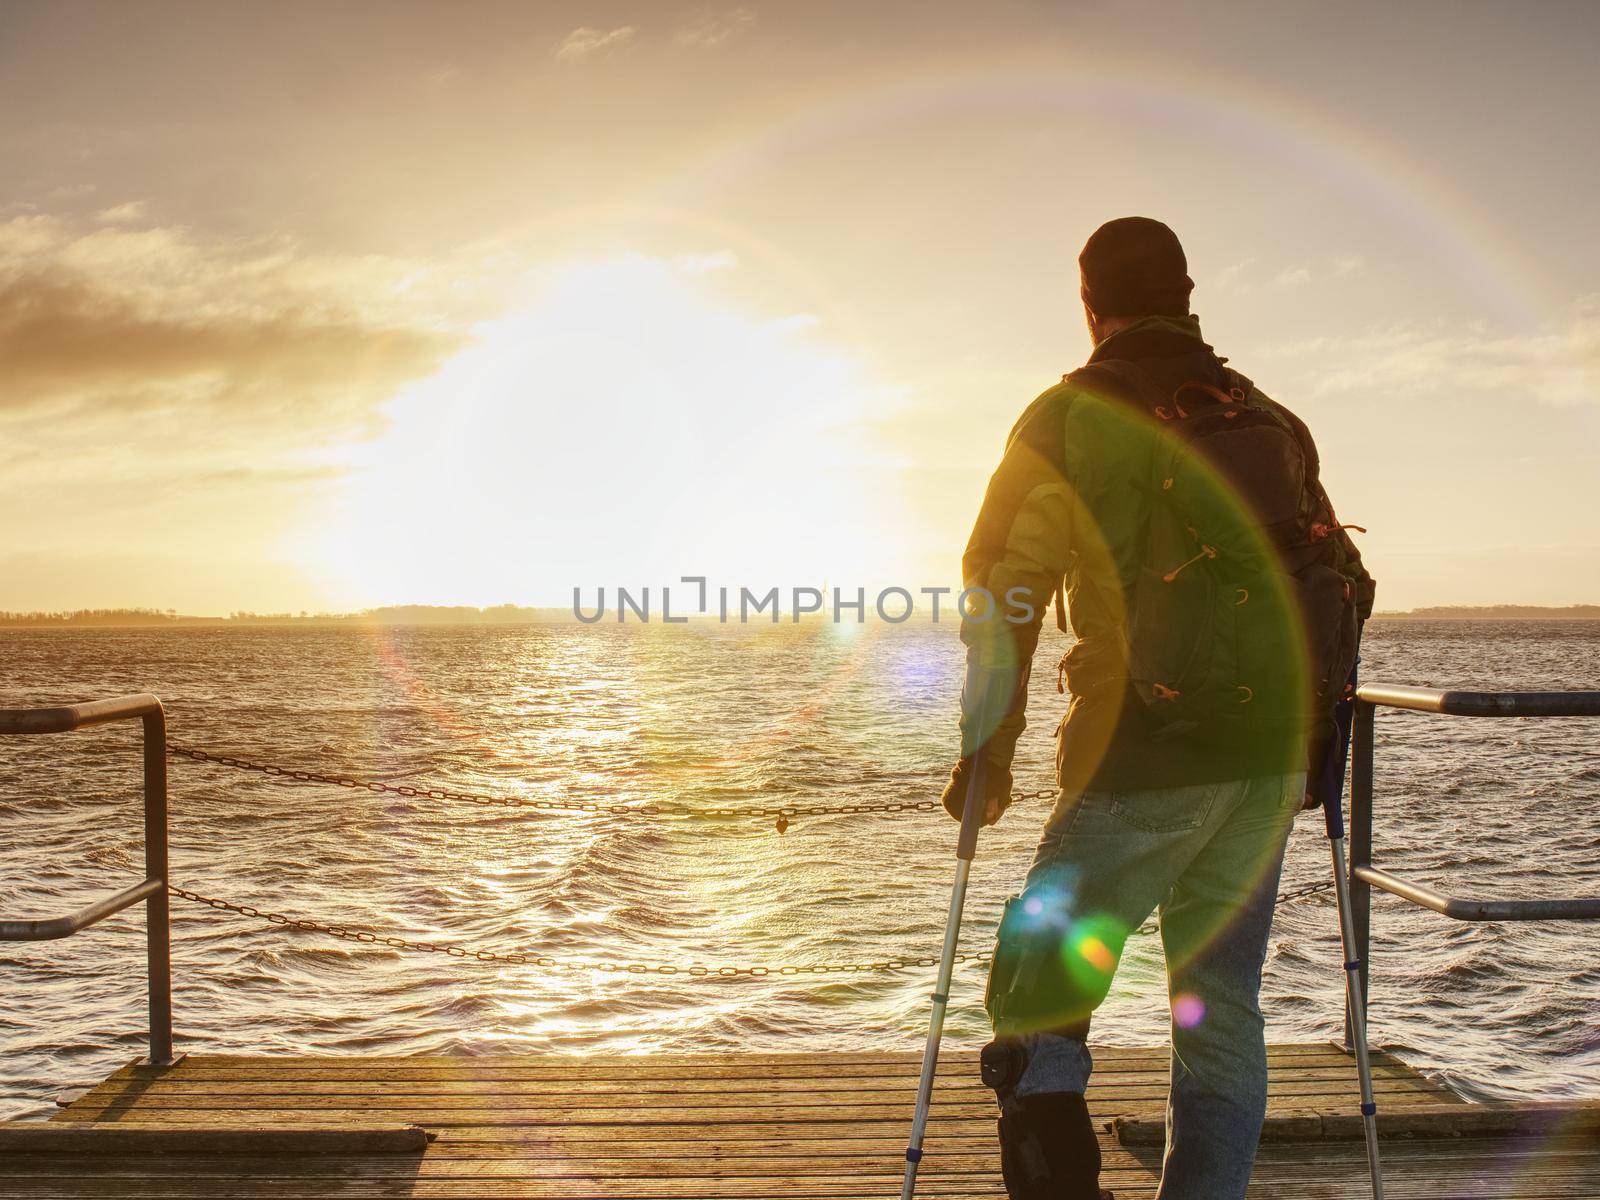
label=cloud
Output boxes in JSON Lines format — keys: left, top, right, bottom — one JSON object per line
{"left": 0, "top": 215, "right": 453, "bottom": 325}
{"left": 1258, "top": 298, "right": 1600, "bottom": 407}
{"left": 0, "top": 215, "right": 459, "bottom": 439}
{"left": 0, "top": 275, "right": 450, "bottom": 422}
{"left": 672, "top": 249, "right": 738, "bottom": 274}
{"left": 767, "top": 312, "right": 820, "bottom": 334}
{"left": 675, "top": 6, "right": 757, "bottom": 48}
{"left": 0, "top": 214, "right": 469, "bottom": 610}
{"left": 554, "top": 25, "right": 638, "bottom": 62}
{"left": 1213, "top": 256, "right": 1364, "bottom": 294}
{"left": 96, "top": 200, "right": 147, "bottom": 225}
{"left": 1213, "top": 257, "right": 1255, "bottom": 291}
{"left": 424, "top": 63, "right": 460, "bottom": 89}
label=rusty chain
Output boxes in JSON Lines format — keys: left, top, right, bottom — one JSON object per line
{"left": 1269, "top": 879, "right": 1340, "bottom": 906}
{"left": 163, "top": 742, "right": 1334, "bottom": 973}
{"left": 166, "top": 742, "right": 1058, "bottom": 832}
{"left": 168, "top": 887, "right": 989, "bottom": 975}
{"left": 169, "top": 880, "right": 1334, "bottom": 974}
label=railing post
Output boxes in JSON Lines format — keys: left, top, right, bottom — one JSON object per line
{"left": 1345, "top": 698, "right": 1375, "bottom": 1050}
{"left": 142, "top": 705, "right": 174, "bottom": 1066}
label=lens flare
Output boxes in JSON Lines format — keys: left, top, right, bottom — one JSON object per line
{"left": 1172, "top": 992, "right": 1207, "bottom": 1029}
{"left": 1062, "top": 913, "right": 1127, "bottom": 992}
{"left": 1078, "top": 935, "right": 1115, "bottom": 974}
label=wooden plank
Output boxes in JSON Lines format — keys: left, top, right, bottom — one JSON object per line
{"left": 0, "top": 1135, "right": 1596, "bottom": 1180}
{"left": 12, "top": 1046, "right": 1589, "bottom": 1200}
{"left": 62, "top": 1078, "right": 1446, "bottom": 1114}
{"left": 1113, "top": 1102, "right": 1600, "bottom": 1144}
{"left": 115, "top": 1043, "right": 1355, "bottom": 1067}
{"left": 49, "top": 1115, "right": 1015, "bottom": 1140}
{"left": 0, "top": 1123, "right": 431, "bottom": 1156}
{"left": 65, "top": 1052, "right": 1451, "bottom": 1120}
{"left": 148, "top": 1043, "right": 1346, "bottom": 1070}
{"left": 80, "top": 1061, "right": 1442, "bottom": 1098}
{"left": 0, "top": 1159, "right": 1592, "bottom": 1199}
{"left": 100, "top": 1062, "right": 1408, "bottom": 1088}
{"left": 0, "top": 1150, "right": 1596, "bottom": 1200}
{"left": 50, "top": 1094, "right": 1459, "bottom": 1132}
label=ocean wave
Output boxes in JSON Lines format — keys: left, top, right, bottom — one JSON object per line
{"left": 1, "top": 619, "right": 1597, "bottom": 1120}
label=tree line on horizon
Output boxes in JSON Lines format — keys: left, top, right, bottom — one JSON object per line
{"left": 2, "top": 603, "right": 1599, "bottom": 628}
{"left": 1376, "top": 604, "right": 1600, "bottom": 620}
{"left": 0, "top": 605, "right": 573, "bottom": 627}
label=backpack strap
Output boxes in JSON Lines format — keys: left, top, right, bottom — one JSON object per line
{"left": 1066, "top": 359, "right": 1164, "bottom": 410}
{"left": 1229, "top": 369, "right": 1322, "bottom": 477}
{"left": 1046, "top": 361, "right": 1167, "bottom": 633}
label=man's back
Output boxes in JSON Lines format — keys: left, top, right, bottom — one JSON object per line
{"left": 958, "top": 310, "right": 1372, "bottom": 804}
{"left": 942, "top": 218, "right": 1373, "bottom": 1200}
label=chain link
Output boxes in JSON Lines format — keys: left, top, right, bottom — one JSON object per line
{"left": 1272, "top": 879, "right": 1340, "bottom": 906}
{"left": 169, "top": 880, "right": 1333, "bottom": 975}
{"left": 168, "top": 887, "right": 987, "bottom": 975}
{"left": 167, "top": 742, "right": 1059, "bottom": 831}
{"left": 1128, "top": 879, "right": 1336, "bottom": 934}
{"left": 162, "top": 742, "right": 1333, "bottom": 971}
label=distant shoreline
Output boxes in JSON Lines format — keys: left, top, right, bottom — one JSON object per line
{"left": 0, "top": 606, "right": 576, "bottom": 628}
{"left": 1371, "top": 605, "right": 1600, "bottom": 621}
{"left": 3, "top": 603, "right": 1599, "bottom": 628}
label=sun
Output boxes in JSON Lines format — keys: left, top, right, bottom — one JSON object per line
{"left": 299, "top": 255, "right": 910, "bottom": 609}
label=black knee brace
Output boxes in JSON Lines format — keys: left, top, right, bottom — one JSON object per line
{"left": 985, "top": 889, "right": 1115, "bottom": 1038}
{"left": 981, "top": 1042, "right": 1104, "bottom": 1200}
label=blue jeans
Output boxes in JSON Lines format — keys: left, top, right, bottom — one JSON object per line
{"left": 1002, "top": 772, "right": 1304, "bottom": 1200}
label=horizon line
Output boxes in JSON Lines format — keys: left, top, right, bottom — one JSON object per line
{"left": 3, "top": 602, "right": 1600, "bottom": 628}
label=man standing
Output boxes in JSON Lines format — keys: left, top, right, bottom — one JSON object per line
{"left": 943, "top": 218, "right": 1374, "bottom": 1200}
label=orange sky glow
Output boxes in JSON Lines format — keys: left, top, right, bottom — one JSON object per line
{"left": 2, "top": 1, "right": 1597, "bottom": 613}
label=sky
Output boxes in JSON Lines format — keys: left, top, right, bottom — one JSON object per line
{"left": 1, "top": 0, "right": 1597, "bottom": 614}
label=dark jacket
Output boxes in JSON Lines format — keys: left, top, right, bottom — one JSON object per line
{"left": 957, "top": 314, "right": 1374, "bottom": 795}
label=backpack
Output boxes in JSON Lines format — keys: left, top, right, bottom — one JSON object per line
{"left": 1061, "top": 359, "right": 1362, "bottom": 740}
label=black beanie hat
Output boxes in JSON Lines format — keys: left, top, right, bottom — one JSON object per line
{"left": 1079, "top": 217, "right": 1194, "bottom": 319}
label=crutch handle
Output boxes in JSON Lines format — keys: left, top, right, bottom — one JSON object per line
{"left": 1318, "top": 700, "right": 1351, "bottom": 841}
{"left": 955, "top": 766, "right": 989, "bottom": 861}
{"left": 1314, "top": 648, "right": 1361, "bottom": 840}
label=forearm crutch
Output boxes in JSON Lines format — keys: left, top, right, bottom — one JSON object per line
{"left": 900, "top": 772, "right": 988, "bottom": 1200}
{"left": 1316, "top": 665, "right": 1384, "bottom": 1199}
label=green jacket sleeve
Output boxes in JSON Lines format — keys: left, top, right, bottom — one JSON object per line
{"left": 957, "top": 387, "right": 1081, "bottom": 775}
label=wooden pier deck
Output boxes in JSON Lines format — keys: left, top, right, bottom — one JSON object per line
{"left": 3, "top": 1043, "right": 1597, "bottom": 1198}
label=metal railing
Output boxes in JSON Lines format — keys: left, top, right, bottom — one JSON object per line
{"left": 5, "top": 685, "right": 1597, "bottom": 1070}
{"left": 1345, "top": 682, "right": 1600, "bottom": 1046}
{"left": 0, "top": 694, "right": 177, "bottom": 1065}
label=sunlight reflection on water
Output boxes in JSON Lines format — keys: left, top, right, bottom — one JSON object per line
{"left": 0, "top": 619, "right": 1597, "bottom": 1118}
